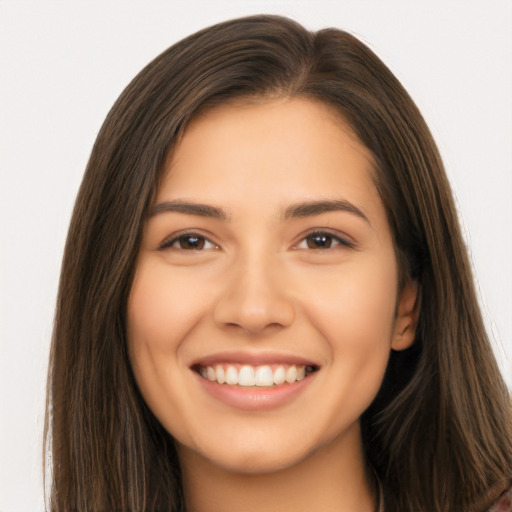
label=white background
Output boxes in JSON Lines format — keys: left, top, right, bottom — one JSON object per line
{"left": 1, "top": 1, "right": 511, "bottom": 511}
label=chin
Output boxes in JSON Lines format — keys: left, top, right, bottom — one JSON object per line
{"left": 207, "top": 446, "right": 309, "bottom": 475}
{"left": 178, "top": 429, "right": 317, "bottom": 476}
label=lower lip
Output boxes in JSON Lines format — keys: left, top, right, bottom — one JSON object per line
{"left": 194, "top": 372, "right": 316, "bottom": 411}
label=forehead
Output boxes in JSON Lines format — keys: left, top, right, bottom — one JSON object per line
{"left": 152, "top": 97, "right": 394, "bottom": 253}
{"left": 160, "top": 97, "right": 377, "bottom": 204}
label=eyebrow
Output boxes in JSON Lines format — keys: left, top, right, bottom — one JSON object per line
{"left": 149, "top": 199, "right": 370, "bottom": 225}
{"left": 283, "top": 199, "right": 370, "bottom": 224}
{"left": 150, "top": 200, "right": 230, "bottom": 221}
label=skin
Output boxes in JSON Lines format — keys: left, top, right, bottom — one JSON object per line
{"left": 128, "top": 97, "right": 418, "bottom": 512}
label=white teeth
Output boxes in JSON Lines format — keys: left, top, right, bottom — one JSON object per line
{"left": 273, "top": 366, "right": 286, "bottom": 385}
{"left": 225, "top": 365, "right": 238, "bottom": 385}
{"left": 238, "top": 365, "right": 255, "bottom": 386}
{"left": 199, "top": 363, "right": 311, "bottom": 387}
{"left": 285, "top": 365, "right": 297, "bottom": 384}
{"left": 215, "top": 364, "right": 225, "bottom": 384}
{"left": 255, "top": 365, "right": 274, "bottom": 386}
{"left": 206, "top": 366, "right": 216, "bottom": 381}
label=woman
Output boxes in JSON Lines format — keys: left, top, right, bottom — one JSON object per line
{"left": 44, "top": 15, "right": 512, "bottom": 512}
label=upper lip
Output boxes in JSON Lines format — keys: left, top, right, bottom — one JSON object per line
{"left": 190, "top": 350, "right": 320, "bottom": 368}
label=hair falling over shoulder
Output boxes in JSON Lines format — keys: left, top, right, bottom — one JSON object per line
{"left": 44, "top": 14, "right": 511, "bottom": 512}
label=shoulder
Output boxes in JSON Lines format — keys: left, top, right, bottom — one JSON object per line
{"left": 488, "top": 486, "right": 512, "bottom": 512}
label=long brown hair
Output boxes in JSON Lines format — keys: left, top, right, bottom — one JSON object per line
{"left": 45, "top": 15, "right": 511, "bottom": 511}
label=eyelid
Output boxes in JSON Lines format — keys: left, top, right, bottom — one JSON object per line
{"left": 158, "top": 230, "right": 219, "bottom": 251}
{"left": 157, "top": 228, "right": 355, "bottom": 251}
{"left": 293, "top": 229, "right": 356, "bottom": 250}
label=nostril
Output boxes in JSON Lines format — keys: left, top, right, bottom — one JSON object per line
{"left": 213, "top": 300, "right": 296, "bottom": 334}
{"left": 212, "top": 268, "right": 295, "bottom": 333}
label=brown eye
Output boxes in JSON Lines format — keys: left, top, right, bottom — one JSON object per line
{"left": 160, "top": 233, "right": 217, "bottom": 251}
{"left": 306, "top": 233, "right": 334, "bottom": 249}
{"left": 178, "top": 235, "right": 206, "bottom": 250}
{"left": 295, "top": 231, "right": 354, "bottom": 251}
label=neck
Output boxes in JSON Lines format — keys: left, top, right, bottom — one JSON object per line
{"left": 179, "top": 424, "right": 377, "bottom": 512}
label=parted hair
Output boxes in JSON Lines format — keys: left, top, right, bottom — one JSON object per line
{"left": 44, "top": 14, "right": 511, "bottom": 512}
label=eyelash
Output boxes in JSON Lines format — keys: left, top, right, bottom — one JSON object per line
{"left": 159, "top": 232, "right": 219, "bottom": 251}
{"left": 159, "top": 230, "right": 355, "bottom": 251}
{"left": 295, "top": 231, "right": 355, "bottom": 250}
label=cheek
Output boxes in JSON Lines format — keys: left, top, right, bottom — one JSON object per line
{"left": 303, "top": 255, "right": 398, "bottom": 343}
{"left": 126, "top": 260, "right": 208, "bottom": 443}
{"left": 126, "top": 260, "right": 201, "bottom": 407}
{"left": 127, "top": 260, "right": 204, "bottom": 355}
{"left": 298, "top": 256, "right": 397, "bottom": 411}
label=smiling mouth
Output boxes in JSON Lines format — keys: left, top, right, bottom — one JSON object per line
{"left": 193, "top": 363, "right": 318, "bottom": 387}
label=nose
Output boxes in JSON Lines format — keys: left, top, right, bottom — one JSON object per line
{"left": 213, "top": 253, "right": 295, "bottom": 335}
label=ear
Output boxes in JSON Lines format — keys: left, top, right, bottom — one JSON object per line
{"left": 391, "top": 279, "right": 420, "bottom": 351}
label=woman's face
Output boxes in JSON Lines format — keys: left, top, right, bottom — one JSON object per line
{"left": 127, "top": 97, "right": 417, "bottom": 474}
